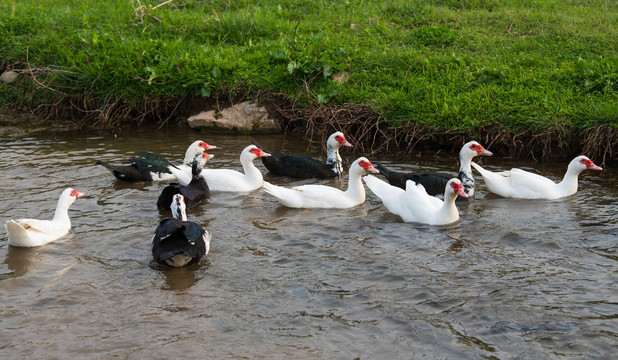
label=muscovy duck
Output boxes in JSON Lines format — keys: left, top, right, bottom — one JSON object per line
{"left": 253, "top": 131, "right": 352, "bottom": 179}
{"left": 471, "top": 155, "right": 602, "bottom": 199}
{"left": 364, "top": 176, "right": 467, "bottom": 225}
{"left": 374, "top": 141, "right": 492, "bottom": 198}
{"left": 151, "top": 194, "right": 210, "bottom": 267}
{"left": 157, "top": 152, "right": 210, "bottom": 211}
{"left": 5, "top": 188, "right": 85, "bottom": 247}
{"left": 197, "top": 145, "right": 271, "bottom": 192}
{"left": 262, "top": 157, "right": 379, "bottom": 209}
{"left": 97, "top": 140, "right": 216, "bottom": 182}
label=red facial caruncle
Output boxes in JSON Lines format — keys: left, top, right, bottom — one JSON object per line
{"left": 450, "top": 181, "right": 468, "bottom": 198}
{"left": 335, "top": 134, "right": 353, "bottom": 147}
{"left": 469, "top": 143, "right": 493, "bottom": 156}
{"left": 250, "top": 147, "right": 271, "bottom": 157}
{"left": 358, "top": 159, "right": 379, "bottom": 173}
{"left": 199, "top": 142, "right": 217, "bottom": 150}
{"left": 70, "top": 190, "right": 85, "bottom": 198}
{"left": 580, "top": 157, "right": 602, "bottom": 170}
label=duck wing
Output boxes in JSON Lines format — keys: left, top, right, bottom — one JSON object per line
{"left": 14, "top": 218, "right": 60, "bottom": 234}
{"left": 96, "top": 160, "right": 152, "bottom": 181}
{"left": 151, "top": 219, "right": 206, "bottom": 267}
{"left": 253, "top": 139, "right": 335, "bottom": 179}
{"left": 133, "top": 152, "right": 179, "bottom": 173}
{"left": 279, "top": 154, "right": 336, "bottom": 179}
{"left": 374, "top": 163, "right": 449, "bottom": 196}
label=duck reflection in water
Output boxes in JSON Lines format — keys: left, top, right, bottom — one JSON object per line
{"left": 4, "top": 245, "right": 45, "bottom": 277}
{"left": 151, "top": 262, "right": 208, "bottom": 292}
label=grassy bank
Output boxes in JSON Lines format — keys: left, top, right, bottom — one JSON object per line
{"left": 0, "top": 0, "right": 616, "bottom": 160}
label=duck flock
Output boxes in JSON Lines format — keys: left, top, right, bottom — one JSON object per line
{"left": 4, "top": 132, "right": 603, "bottom": 268}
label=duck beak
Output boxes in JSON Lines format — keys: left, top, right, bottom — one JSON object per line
{"left": 367, "top": 166, "right": 379, "bottom": 173}
{"left": 206, "top": 145, "right": 217, "bottom": 150}
{"left": 589, "top": 163, "right": 603, "bottom": 171}
{"left": 207, "top": 154, "right": 215, "bottom": 160}
{"left": 77, "top": 192, "right": 85, "bottom": 197}
{"left": 479, "top": 149, "right": 493, "bottom": 156}
{"left": 342, "top": 140, "right": 353, "bottom": 147}
{"left": 259, "top": 150, "right": 271, "bottom": 157}
{"left": 457, "top": 188, "right": 468, "bottom": 198}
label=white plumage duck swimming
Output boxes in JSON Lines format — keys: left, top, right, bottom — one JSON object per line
{"left": 471, "top": 155, "right": 602, "bottom": 200}
{"left": 262, "top": 157, "right": 379, "bottom": 209}
{"left": 5, "top": 188, "right": 85, "bottom": 247}
{"left": 364, "top": 176, "right": 467, "bottom": 225}
{"left": 195, "top": 145, "right": 271, "bottom": 192}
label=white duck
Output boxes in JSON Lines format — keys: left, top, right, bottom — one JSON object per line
{"left": 470, "top": 155, "right": 602, "bottom": 200}
{"left": 190, "top": 145, "right": 271, "bottom": 192}
{"left": 364, "top": 176, "right": 467, "bottom": 225}
{"left": 374, "top": 140, "right": 492, "bottom": 197}
{"left": 5, "top": 188, "right": 85, "bottom": 247}
{"left": 262, "top": 157, "right": 379, "bottom": 209}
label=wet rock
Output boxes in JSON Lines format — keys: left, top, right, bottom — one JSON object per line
{"left": 0, "top": 71, "right": 19, "bottom": 84}
{"left": 187, "top": 101, "right": 281, "bottom": 133}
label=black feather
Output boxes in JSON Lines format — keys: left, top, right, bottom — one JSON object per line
{"left": 152, "top": 218, "right": 207, "bottom": 267}
{"left": 374, "top": 162, "right": 452, "bottom": 197}
{"left": 97, "top": 152, "right": 179, "bottom": 182}
{"left": 157, "top": 155, "right": 209, "bottom": 210}
{"left": 252, "top": 139, "right": 337, "bottom": 179}
{"left": 96, "top": 160, "right": 153, "bottom": 182}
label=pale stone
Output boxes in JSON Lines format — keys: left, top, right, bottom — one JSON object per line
{"left": 333, "top": 71, "right": 349, "bottom": 84}
{"left": 187, "top": 101, "right": 281, "bottom": 133}
{"left": 0, "top": 71, "right": 19, "bottom": 84}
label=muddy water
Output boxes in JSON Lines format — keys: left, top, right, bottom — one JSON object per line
{"left": 0, "top": 127, "right": 616, "bottom": 359}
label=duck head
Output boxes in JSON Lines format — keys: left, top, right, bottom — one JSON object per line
{"left": 572, "top": 155, "right": 602, "bottom": 173}
{"left": 460, "top": 141, "right": 493, "bottom": 160}
{"left": 447, "top": 179, "right": 468, "bottom": 198}
{"left": 351, "top": 157, "right": 379, "bottom": 176}
{"left": 328, "top": 132, "right": 353, "bottom": 149}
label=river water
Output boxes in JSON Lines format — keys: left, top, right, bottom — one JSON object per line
{"left": 0, "top": 127, "right": 616, "bottom": 359}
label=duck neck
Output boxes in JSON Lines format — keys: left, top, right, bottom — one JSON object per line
{"left": 241, "top": 156, "right": 263, "bottom": 186}
{"left": 556, "top": 166, "right": 582, "bottom": 196}
{"left": 437, "top": 192, "right": 459, "bottom": 222}
{"left": 326, "top": 146, "right": 343, "bottom": 174}
{"left": 458, "top": 154, "right": 475, "bottom": 195}
{"left": 344, "top": 170, "right": 365, "bottom": 201}
{"left": 191, "top": 161, "right": 203, "bottom": 182}
{"left": 52, "top": 199, "right": 71, "bottom": 223}
{"left": 173, "top": 206, "right": 187, "bottom": 221}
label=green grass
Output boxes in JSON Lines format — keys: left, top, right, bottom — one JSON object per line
{"left": 0, "top": 0, "right": 616, "bottom": 136}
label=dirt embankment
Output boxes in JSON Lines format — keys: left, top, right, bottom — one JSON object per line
{"left": 2, "top": 95, "right": 616, "bottom": 166}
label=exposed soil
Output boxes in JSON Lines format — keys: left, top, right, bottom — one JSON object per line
{"left": 1, "top": 92, "right": 616, "bottom": 166}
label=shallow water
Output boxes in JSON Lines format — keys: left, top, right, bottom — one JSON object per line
{"left": 0, "top": 127, "right": 616, "bottom": 359}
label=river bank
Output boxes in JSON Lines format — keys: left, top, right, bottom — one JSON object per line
{"left": 1, "top": 0, "right": 616, "bottom": 163}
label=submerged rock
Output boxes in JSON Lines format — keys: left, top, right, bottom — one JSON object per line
{"left": 187, "top": 101, "right": 281, "bottom": 133}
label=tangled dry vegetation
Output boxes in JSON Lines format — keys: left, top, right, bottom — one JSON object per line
{"left": 269, "top": 93, "right": 616, "bottom": 165}
{"left": 3, "top": 64, "right": 616, "bottom": 165}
